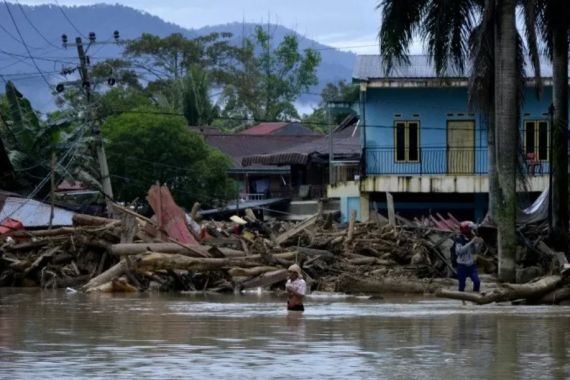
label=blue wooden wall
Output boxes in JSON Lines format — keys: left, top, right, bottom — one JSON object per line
{"left": 363, "top": 86, "right": 560, "bottom": 175}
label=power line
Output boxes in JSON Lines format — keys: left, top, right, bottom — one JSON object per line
{"left": 15, "top": 0, "right": 62, "bottom": 50}
{"left": 0, "top": 48, "right": 76, "bottom": 65}
{"left": 53, "top": 0, "right": 86, "bottom": 38}
{"left": 2, "top": 0, "right": 53, "bottom": 87}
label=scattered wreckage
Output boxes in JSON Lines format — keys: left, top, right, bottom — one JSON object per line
{"left": 1, "top": 185, "right": 569, "bottom": 305}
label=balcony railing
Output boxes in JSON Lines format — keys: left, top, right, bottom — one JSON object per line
{"left": 365, "top": 147, "right": 552, "bottom": 176}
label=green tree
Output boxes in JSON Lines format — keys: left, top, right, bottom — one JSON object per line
{"left": 123, "top": 32, "right": 234, "bottom": 81}
{"left": 101, "top": 110, "right": 235, "bottom": 208}
{"left": 303, "top": 80, "right": 359, "bottom": 133}
{"left": 181, "top": 65, "right": 218, "bottom": 126}
{"left": 221, "top": 25, "right": 321, "bottom": 122}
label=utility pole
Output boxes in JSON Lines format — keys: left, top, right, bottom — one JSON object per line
{"left": 63, "top": 33, "right": 115, "bottom": 215}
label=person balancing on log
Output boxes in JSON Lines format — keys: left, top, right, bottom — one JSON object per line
{"left": 285, "top": 264, "right": 306, "bottom": 311}
{"left": 454, "top": 221, "right": 484, "bottom": 292}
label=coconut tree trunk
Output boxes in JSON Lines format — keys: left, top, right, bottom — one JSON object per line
{"left": 551, "top": 28, "right": 569, "bottom": 254}
{"left": 494, "top": 0, "right": 518, "bottom": 282}
{"left": 487, "top": 107, "right": 498, "bottom": 220}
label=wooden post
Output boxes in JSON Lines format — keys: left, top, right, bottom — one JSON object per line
{"left": 49, "top": 152, "right": 56, "bottom": 229}
{"left": 386, "top": 192, "right": 395, "bottom": 226}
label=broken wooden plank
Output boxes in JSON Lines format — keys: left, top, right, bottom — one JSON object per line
{"left": 275, "top": 214, "right": 318, "bottom": 245}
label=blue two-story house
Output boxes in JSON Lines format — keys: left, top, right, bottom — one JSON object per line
{"left": 328, "top": 55, "right": 568, "bottom": 223}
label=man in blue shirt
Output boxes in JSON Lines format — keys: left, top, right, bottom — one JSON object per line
{"left": 455, "top": 221, "right": 483, "bottom": 292}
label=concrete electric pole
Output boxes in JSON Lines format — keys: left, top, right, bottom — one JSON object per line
{"left": 62, "top": 33, "right": 115, "bottom": 215}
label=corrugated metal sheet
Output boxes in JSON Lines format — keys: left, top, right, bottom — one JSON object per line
{"left": 241, "top": 120, "right": 361, "bottom": 167}
{"left": 242, "top": 152, "right": 310, "bottom": 167}
{"left": 353, "top": 54, "right": 559, "bottom": 81}
{"left": 0, "top": 197, "right": 75, "bottom": 227}
{"left": 204, "top": 134, "right": 321, "bottom": 169}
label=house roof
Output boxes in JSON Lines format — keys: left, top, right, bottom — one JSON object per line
{"left": 239, "top": 122, "right": 289, "bottom": 135}
{"left": 204, "top": 134, "right": 322, "bottom": 171}
{"left": 241, "top": 115, "right": 361, "bottom": 167}
{"left": 0, "top": 195, "right": 75, "bottom": 227}
{"left": 353, "top": 54, "right": 561, "bottom": 83}
{"left": 239, "top": 122, "right": 319, "bottom": 136}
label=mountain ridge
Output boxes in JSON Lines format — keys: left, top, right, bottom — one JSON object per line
{"left": 0, "top": 3, "right": 356, "bottom": 111}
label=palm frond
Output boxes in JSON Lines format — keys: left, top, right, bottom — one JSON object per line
{"left": 377, "top": 0, "right": 427, "bottom": 74}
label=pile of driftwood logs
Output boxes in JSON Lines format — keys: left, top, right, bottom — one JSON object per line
{"left": 1, "top": 200, "right": 569, "bottom": 305}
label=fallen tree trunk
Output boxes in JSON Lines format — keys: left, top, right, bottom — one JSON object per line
{"left": 336, "top": 274, "right": 447, "bottom": 295}
{"left": 228, "top": 266, "right": 280, "bottom": 277}
{"left": 73, "top": 214, "right": 118, "bottom": 227}
{"left": 134, "top": 251, "right": 297, "bottom": 272}
{"left": 537, "top": 286, "right": 570, "bottom": 304}
{"left": 239, "top": 269, "right": 288, "bottom": 289}
{"left": 82, "top": 260, "right": 128, "bottom": 292}
{"left": 110, "top": 243, "right": 243, "bottom": 258}
{"left": 436, "top": 275, "right": 563, "bottom": 305}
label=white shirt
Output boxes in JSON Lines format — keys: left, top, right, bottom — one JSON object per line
{"left": 285, "top": 278, "right": 306, "bottom": 296}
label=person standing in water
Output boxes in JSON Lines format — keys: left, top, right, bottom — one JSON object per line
{"left": 454, "top": 221, "right": 483, "bottom": 292}
{"left": 285, "top": 264, "right": 306, "bottom": 311}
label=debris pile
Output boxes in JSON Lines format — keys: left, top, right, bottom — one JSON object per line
{"left": 1, "top": 186, "right": 569, "bottom": 305}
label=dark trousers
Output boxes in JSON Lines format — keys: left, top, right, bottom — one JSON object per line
{"left": 287, "top": 303, "right": 304, "bottom": 312}
{"left": 457, "top": 264, "right": 480, "bottom": 292}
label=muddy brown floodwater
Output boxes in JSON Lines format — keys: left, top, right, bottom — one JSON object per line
{"left": 1, "top": 288, "right": 569, "bottom": 379}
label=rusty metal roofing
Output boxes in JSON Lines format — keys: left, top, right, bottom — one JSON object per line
{"left": 0, "top": 196, "right": 75, "bottom": 228}
{"left": 239, "top": 122, "right": 318, "bottom": 136}
{"left": 239, "top": 122, "right": 288, "bottom": 135}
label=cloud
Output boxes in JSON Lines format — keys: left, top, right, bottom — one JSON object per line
{"left": 18, "top": 0, "right": 382, "bottom": 50}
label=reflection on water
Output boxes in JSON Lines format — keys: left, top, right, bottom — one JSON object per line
{"left": 1, "top": 289, "right": 569, "bottom": 379}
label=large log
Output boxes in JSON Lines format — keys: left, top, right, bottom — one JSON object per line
{"left": 336, "top": 274, "right": 446, "bottom": 295}
{"left": 82, "top": 260, "right": 128, "bottom": 292}
{"left": 537, "top": 286, "right": 570, "bottom": 304}
{"left": 436, "top": 275, "right": 563, "bottom": 305}
{"left": 228, "top": 266, "right": 280, "bottom": 277}
{"left": 110, "top": 243, "right": 244, "bottom": 258}
{"left": 239, "top": 269, "right": 288, "bottom": 289}
{"left": 73, "top": 213, "right": 118, "bottom": 227}
{"left": 134, "top": 251, "right": 297, "bottom": 272}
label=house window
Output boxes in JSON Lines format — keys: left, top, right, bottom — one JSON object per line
{"left": 524, "top": 120, "right": 549, "bottom": 160}
{"left": 394, "top": 121, "right": 419, "bottom": 162}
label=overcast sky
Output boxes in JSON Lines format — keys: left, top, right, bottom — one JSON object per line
{"left": 19, "top": 0, "right": 384, "bottom": 53}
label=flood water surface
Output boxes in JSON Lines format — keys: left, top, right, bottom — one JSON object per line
{"left": 1, "top": 289, "right": 569, "bottom": 379}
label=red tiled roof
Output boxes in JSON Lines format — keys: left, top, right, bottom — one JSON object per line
{"left": 239, "top": 122, "right": 289, "bottom": 135}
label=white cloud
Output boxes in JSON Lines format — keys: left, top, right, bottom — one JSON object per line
{"left": 18, "top": 0, "right": 382, "bottom": 50}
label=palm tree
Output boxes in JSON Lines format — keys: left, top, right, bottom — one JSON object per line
{"left": 377, "top": 0, "right": 540, "bottom": 281}
{"left": 494, "top": 0, "right": 519, "bottom": 281}
{"left": 536, "top": 0, "right": 569, "bottom": 253}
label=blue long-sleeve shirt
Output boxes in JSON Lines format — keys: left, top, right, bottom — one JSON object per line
{"left": 454, "top": 235, "right": 481, "bottom": 266}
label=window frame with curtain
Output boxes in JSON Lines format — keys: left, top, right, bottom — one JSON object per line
{"left": 523, "top": 119, "right": 549, "bottom": 161}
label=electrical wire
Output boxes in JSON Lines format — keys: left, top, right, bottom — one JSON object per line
{"left": 0, "top": 48, "right": 76, "bottom": 65}
{"left": 1, "top": 123, "right": 90, "bottom": 220}
{"left": 53, "top": 0, "right": 86, "bottom": 38}
{"left": 14, "top": 0, "right": 62, "bottom": 50}
{"left": 2, "top": 0, "right": 53, "bottom": 87}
